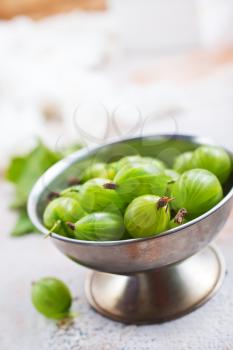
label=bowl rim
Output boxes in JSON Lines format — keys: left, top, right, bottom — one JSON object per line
{"left": 27, "top": 134, "right": 233, "bottom": 247}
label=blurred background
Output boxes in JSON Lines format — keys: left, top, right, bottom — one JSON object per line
{"left": 0, "top": 0, "right": 233, "bottom": 168}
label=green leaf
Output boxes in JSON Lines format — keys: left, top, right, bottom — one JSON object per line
{"left": 10, "top": 210, "right": 36, "bottom": 237}
{"left": 5, "top": 139, "right": 83, "bottom": 237}
{"left": 5, "top": 156, "right": 27, "bottom": 184}
{"left": 9, "top": 192, "right": 27, "bottom": 210}
{"left": 6, "top": 140, "right": 61, "bottom": 208}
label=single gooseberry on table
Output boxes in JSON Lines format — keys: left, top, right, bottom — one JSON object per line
{"left": 31, "top": 277, "right": 72, "bottom": 319}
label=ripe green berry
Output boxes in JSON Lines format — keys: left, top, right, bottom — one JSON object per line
{"left": 191, "top": 145, "right": 232, "bottom": 184}
{"left": 114, "top": 162, "right": 169, "bottom": 204}
{"left": 31, "top": 277, "right": 72, "bottom": 319}
{"left": 80, "top": 178, "right": 125, "bottom": 214}
{"left": 67, "top": 212, "right": 125, "bottom": 241}
{"left": 43, "top": 197, "right": 86, "bottom": 237}
{"left": 117, "top": 155, "right": 166, "bottom": 172}
{"left": 164, "top": 169, "right": 179, "bottom": 182}
{"left": 82, "top": 162, "right": 116, "bottom": 182}
{"left": 171, "top": 169, "right": 223, "bottom": 219}
{"left": 124, "top": 195, "right": 171, "bottom": 238}
{"left": 173, "top": 152, "right": 194, "bottom": 173}
{"left": 60, "top": 185, "right": 82, "bottom": 202}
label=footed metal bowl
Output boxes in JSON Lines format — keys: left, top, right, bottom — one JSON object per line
{"left": 28, "top": 135, "right": 233, "bottom": 323}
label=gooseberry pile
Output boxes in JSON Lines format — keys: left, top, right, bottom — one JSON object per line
{"left": 43, "top": 145, "right": 231, "bottom": 241}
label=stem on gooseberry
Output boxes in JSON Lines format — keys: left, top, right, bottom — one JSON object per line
{"left": 103, "top": 182, "right": 118, "bottom": 190}
{"left": 67, "top": 177, "right": 80, "bottom": 186}
{"left": 174, "top": 208, "right": 188, "bottom": 225}
{"left": 44, "top": 220, "right": 61, "bottom": 239}
{"left": 167, "top": 180, "right": 175, "bottom": 185}
{"left": 47, "top": 191, "right": 60, "bottom": 201}
{"left": 66, "top": 222, "right": 75, "bottom": 230}
{"left": 69, "top": 188, "right": 80, "bottom": 193}
{"left": 157, "top": 196, "right": 174, "bottom": 209}
{"left": 56, "top": 312, "right": 79, "bottom": 328}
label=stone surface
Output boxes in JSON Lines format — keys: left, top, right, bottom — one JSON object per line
{"left": 0, "top": 10, "right": 233, "bottom": 350}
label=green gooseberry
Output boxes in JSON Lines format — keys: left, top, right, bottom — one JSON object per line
{"left": 124, "top": 195, "right": 171, "bottom": 238}
{"left": 82, "top": 162, "right": 115, "bottom": 182}
{"left": 173, "top": 152, "right": 194, "bottom": 173}
{"left": 164, "top": 169, "right": 179, "bottom": 182}
{"left": 67, "top": 212, "right": 125, "bottom": 241}
{"left": 169, "top": 208, "right": 188, "bottom": 229}
{"left": 106, "top": 163, "right": 117, "bottom": 180}
{"left": 107, "top": 161, "right": 121, "bottom": 174}
{"left": 114, "top": 162, "right": 170, "bottom": 204}
{"left": 108, "top": 156, "right": 166, "bottom": 178}
{"left": 142, "top": 157, "right": 166, "bottom": 171}
{"left": 106, "top": 156, "right": 142, "bottom": 176}
{"left": 191, "top": 145, "right": 232, "bottom": 184}
{"left": 118, "top": 155, "right": 166, "bottom": 172}
{"left": 31, "top": 277, "right": 72, "bottom": 319}
{"left": 80, "top": 178, "right": 125, "bottom": 213}
{"left": 171, "top": 169, "right": 223, "bottom": 219}
{"left": 60, "top": 185, "right": 82, "bottom": 202}
{"left": 117, "top": 155, "right": 143, "bottom": 169}
{"left": 114, "top": 161, "right": 162, "bottom": 181}
{"left": 43, "top": 197, "right": 86, "bottom": 237}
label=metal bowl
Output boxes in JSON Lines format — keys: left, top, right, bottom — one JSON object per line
{"left": 28, "top": 135, "right": 233, "bottom": 323}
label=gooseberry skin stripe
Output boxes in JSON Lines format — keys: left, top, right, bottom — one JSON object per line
{"left": 44, "top": 220, "right": 61, "bottom": 239}
{"left": 68, "top": 213, "right": 125, "bottom": 241}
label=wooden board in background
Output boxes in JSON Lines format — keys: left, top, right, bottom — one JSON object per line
{"left": 0, "top": 0, "right": 106, "bottom": 19}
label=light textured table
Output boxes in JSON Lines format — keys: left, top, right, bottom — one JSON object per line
{"left": 1, "top": 11, "right": 233, "bottom": 350}
{"left": 1, "top": 180, "right": 233, "bottom": 350}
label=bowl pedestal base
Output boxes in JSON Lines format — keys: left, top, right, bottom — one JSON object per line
{"left": 85, "top": 245, "right": 225, "bottom": 324}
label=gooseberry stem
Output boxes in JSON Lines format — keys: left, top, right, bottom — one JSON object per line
{"left": 66, "top": 222, "right": 75, "bottom": 230}
{"left": 157, "top": 196, "right": 174, "bottom": 209}
{"left": 174, "top": 208, "right": 188, "bottom": 224}
{"left": 103, "top": 182, "right": 118, "bottom": 190}
{"left": 47, "top": 191, "right": 60, "bottom": 201}
{"left": 68, "top": 311, "right": 79, "bottom": 319}
{"left": 67, "top": 177, "right": 80, "bottom": 186}
{"left": 44, "top": 220, "right": 61, "bottom": 239}
{"left": 167, "top": 180, "right": 175, "bottom": 185}
{"left": 56, "top": 312, "right": 79, "bottom": 328}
